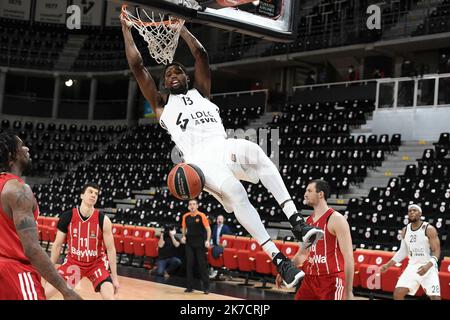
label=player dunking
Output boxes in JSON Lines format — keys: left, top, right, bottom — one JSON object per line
{"left": 121, "top": 17, "right": 324, "bottom": 287}
{"left": 0, "top": 132, "right": 81, "bottom": 300}
{"left": 380, "top": 204, "right": 441, "bottom": 300}
{"left": 44, "top": 183, "right": 119, "bottom": 299}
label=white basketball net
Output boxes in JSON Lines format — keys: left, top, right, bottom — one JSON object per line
{"left": 122, "top": 5, "right": 186, "bottom": 65}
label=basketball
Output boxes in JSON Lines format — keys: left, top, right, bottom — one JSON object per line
{"left": 167, "top": 163, "right": 205, "bottom": 200}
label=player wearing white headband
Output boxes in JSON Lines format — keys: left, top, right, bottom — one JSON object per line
{"left": 380, "top": 204, "right": 441, "bottom": 299}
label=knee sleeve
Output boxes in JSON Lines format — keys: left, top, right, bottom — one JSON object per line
{"left": 220, "top": 178, "right": 271, "bottom": 244}
{"left": 221, "top": 177, "right": 248, "bottom": 208}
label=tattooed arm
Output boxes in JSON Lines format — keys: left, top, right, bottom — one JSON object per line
{"left": 2, "top": 180, "right": 82, "bottom": 300}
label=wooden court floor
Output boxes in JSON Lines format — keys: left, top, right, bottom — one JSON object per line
{"left": 48, "top": 276, "right": 242, "bottom": 300}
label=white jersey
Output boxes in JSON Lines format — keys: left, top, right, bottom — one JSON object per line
{"left": 404, "top": 222, "right": 432, "bottom": 265}
{"left": 159, "top": 88, "right": 227, "bottom": 158}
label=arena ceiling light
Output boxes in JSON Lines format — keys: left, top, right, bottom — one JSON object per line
{"left": 65, "top": 79, "right": 74, "bottom": 87}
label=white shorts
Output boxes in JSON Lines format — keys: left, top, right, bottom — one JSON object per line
{"left": 396, "top": 264, "right": 441, "bottom": 296}
{"left": 184, "top": 138, "right": 262, "bottom": 213}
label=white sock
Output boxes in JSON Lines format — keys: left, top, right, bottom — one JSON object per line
{"left": 282, "top": 200, "right": 298, "bottom": 220}
{"left": 262, "top": 240, "right": 280, "bottom": 259}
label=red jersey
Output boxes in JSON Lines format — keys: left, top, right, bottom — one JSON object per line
{"left": 64, "top": 207, "right": 106, "bottom": 265}
{"left": 0, "top": 173, "right": 40, "bottom": 264}
{"left": 302, "top": 208, "right": 344, "bottom": 276}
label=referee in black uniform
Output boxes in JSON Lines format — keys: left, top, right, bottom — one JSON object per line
{"left": 181, "top": 199, "right": 211, "bottom": 294}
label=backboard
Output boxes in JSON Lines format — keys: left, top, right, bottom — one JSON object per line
{"left": 119, "top": 0, "right": 299, "bottom": 42}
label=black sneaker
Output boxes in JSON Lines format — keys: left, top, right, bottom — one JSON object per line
{"left": 184, "top": 288, "right": 193, "bottom": 293}
{"left": 290, "top": 214, "right": 324, "bottom": 248}
{"left": 273, "top": 252, "right": 305, "bottom": 289}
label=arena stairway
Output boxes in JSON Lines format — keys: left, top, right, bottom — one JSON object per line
{"left": 243, "top": 112, "right": 279, "bottom": 131}
{"left": 54, "top": 34, "right": 88, "bottom": 71}
{"left": 345, "top": 141, "right": 434, "bottom": 199}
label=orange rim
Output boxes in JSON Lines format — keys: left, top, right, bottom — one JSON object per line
{"left": 121, "top": 4, "right": 182, "bottom": 27}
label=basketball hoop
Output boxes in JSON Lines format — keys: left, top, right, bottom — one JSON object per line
{"left": 121, "top": 4, "right": 186, "bottom": 65}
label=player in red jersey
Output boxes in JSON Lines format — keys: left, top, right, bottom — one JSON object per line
{"left": 44, "top": 183, "right": 119, "bottom": 299}
{"left": 277, "top": 179, "right": 354, "bottom": 300}
{"left": 0, "top": 132, "right": 81, "bottom": 300}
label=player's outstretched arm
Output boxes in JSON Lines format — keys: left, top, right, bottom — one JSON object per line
{"left": 179, "top": 27, "right": 211, "bottom": 98}
{"left": 331, "top": 213, "right": 354, "bottom": 299}
{"left": 380, "top": 227, "right": 407, "bottom": 273}
{"left": 103, "top": 216, "right": 120, "bottom": 294}
{"left": 121, "top": 15, "right": 163, "bottom": 119}
{"left": 3, "top": 181, "right": 81, "bottom": 300}
{"left": 50, "top": 230, "right": 67, "bottom": 265}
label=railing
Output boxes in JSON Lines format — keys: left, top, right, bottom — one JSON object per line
{"left": 375, "top": 73, "right": 450, "bottom": 109}
{"left": 4, "top": 94, "right": 53, "bottom": 103}
{"left": 3, "top": 95, "right": 53, "bottom": 117}
{"left": 210, "top": 88, "right": 268, "bottom": 98}
{"left": 293, "top": 79, "right": 377, "bottom": 92}
{"left": 0, "top": 113, "right": 128, "bottom": 126}
{"left": 2, "top": 95, "right": 128, "bottom": 120}
{"left": 59, "top": 98, "right": 126, "bottom": 105}
{"left": 211, "top": 89, "right": 269, "bottom": 112}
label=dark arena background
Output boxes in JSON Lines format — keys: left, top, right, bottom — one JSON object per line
{"left": 0, "top": 0, "right": 449, "bottom": 312}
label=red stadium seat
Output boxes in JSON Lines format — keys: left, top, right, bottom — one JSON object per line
{"left": 133, "top": 227, "right": 155, "bottom": 257}
{"left": 112, "top": 224, "right": 124, "bottom": 253}
{"left": 144, "top": 237, "right": 158, "bottom": 258}
{"left": 37, "top": 216, "right": 46, "bottom": 241}
{"left": 255, "top": 240, "right": 283, "bottom": 276}
{"left": 223, "top": 236, "right": 250, "bottom": 271}
{"left": 280, "top": 241, "right": 299, "bottom": 259}
{"left": 440, "top": 274, "right": 450, "bottom": 300}
{"left": 254, "top": 240, "right": 283, "bottom": 288}
{"left": 440, "top": 257, "right": 450, "bottom": 273}
{"left": 353, "top": 249, "right": 375, "bottom": 288}
{"left": 41, "top": 217, "right": 58, "bottom": 244}
{"left": 439, "top": 257, "right": 450, "bottom": 300}
{"left": 208, "top": 235, "right": 235, "bottom": 268}
{"left": 381, "top": 258, "right": 407, "bottom": 293}
{"left": 122, "top": 225, "right": 136, "bottom": 255}
{"left": 37, "top": 216, "right": 45, "bottom": 225}
{"left": 359, "top": 250, "right": 394, "bottom": 290}
{"left": 220, "top": 235, "right": 235, "bottom": 248}
{"left": 255, "top": 251, "right": 272, "bottom": 276}
{"left": 237, "top": 239, "right": 262, "bottom": 273}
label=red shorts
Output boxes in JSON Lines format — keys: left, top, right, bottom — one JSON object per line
{"left": 58, "top": 256, "right": 111, "bottom": 292}
{"left": 0, "top": 257, "right": 46, "bottom": 300}
{"left": 295, "top": 272, "right": 346, "bottom": 300}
